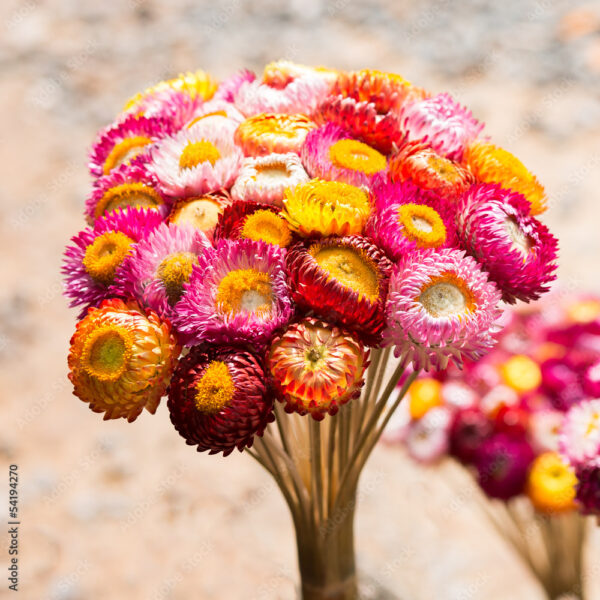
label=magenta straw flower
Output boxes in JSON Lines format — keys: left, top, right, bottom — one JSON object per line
{"left": 149, "top": 116, "right": 243, "bottom": 198}
{"left": 89, "top": 114, "right": 174, "bottom": 178}
{"left": 457, "top": 183, "right": 558, "bottom": 304}
{"left": 366, "top": 180, "right": 457, "bottom": 261}
{"left": 574, "top": 464, "right": 600, "bottom": 515}
{"left": 559, "top": 399, "right": 600, "bottom": 468}
{"left": 385, "top": 248, "right": 502, "bottom": 371}
{"left": 300, "top": 123, "right": 387, "bottom": 187}
{"left": 233, "top": 74, "right": 329, "bottom": 116}
{"left": 399, "top": 92, "right": 483, "bottom": 161}
{"left": 85, "top": 161, "right": 169, "bottom": 224}
{"left": 112, "top": 222, "right": 211, "bottom": 319}
{"left": 173, "top": 238, "right": 293, "bottom": 347}
{"left": 475, "top": 433, "right": 535, "bottom": 500}
{"left": 62, "top": 207, "right": 163, "bottom": 316}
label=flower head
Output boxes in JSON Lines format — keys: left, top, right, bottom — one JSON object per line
{"left": 407, "top": 377, "right": 443, "bottom": 419}
{"left": 286, "top": 235, "right": 393, "bottom": 345}
{"left": 559, "top": 399, "right": 600, "bottom": 468}
{"left": 529, "top": 409, "right": 564, "bottom": 453}
{"left": 527, "top": 452, "right": 577, "bottom": 514}
{"left": 389, "top": 141, "right": 475, "bottom": 202}
{"left": 149, "top": 116, "right": 243, "bottom": 198}
{"left": 385, "top": 248, "right": 502, "bottom": 370}
{"left": 399, "top": 93, "right": 483, "bottom": 161}
{"left": 235, "top": 113, "right": 316, "bottom": 156}
{"left": 449, "top": 406, "right": 493, "bottom": 464}
{"left": 315, "top": 70, "right": 425, "bottom": 153}
{"left": 231, "top": 152, "right": 309, "bottom": 206}
{"left": 268, "top": 317, "right": 368, "bottom": 419}
{"left": 366, "top": 180, "right": 457, "bottom": 261}
{"left": 282, "top": 179, "right": 372, "bottom": 238}
{"left": 89, "top": 114, "right": 173, "bottom": 178}
{"left": 457, "top": 184, "right": 558, "bottom": 304}
{"left": 122, "top": 70, "right": 217, "bottom": 114}
{"left": 112, "top": 222, "right": 211, "bottom": 318}
{"left": 85, "top": 161, "right": 168, "bottom": 224}
{"left": 233, "top": 74, "right": 329, "bottom": 116}
{"left": 167, "top": 191, "right": 229, "bottom": 240}
{"left": 300, "top": 123, "right": 387, "bottom": 187}
{"left": 214, "top": 201, "right": 292, "bottom": 248}
{"left": 404, "top": 406, "right": 452, "bottom": 463}
{"left": 62, "top": 208, "right": 163, "bottom": 315}
{"left": 574, "top": 464, "right": 600, "bottom": 515}
{"left": 263, "top": 61, "right": 338, "bottom": 88}
{"left": 68, "top": 299, "right": 180, "bottom": 421}
{"left": 168, "top": 346, "right": 273, "bottom": 456}
{"left": 474, "top": 433, "right": 535, "bottom": 500}
{"left": 463, "top": 140, "right": 547, "bottom": 215}
{"left": 173, "top": 238, "right": 293, "bottom": 347}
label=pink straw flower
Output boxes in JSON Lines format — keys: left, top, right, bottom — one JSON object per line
{"left": 559, "top": 399, "right": 600, "bottom": 468}
{"left": 112, "top": 222, "right": 211, "bottom": 319}
{"left": 399, "top": 93, "right": 483, "bottom": 161}
{"left": 385, "top": 248, "right": 502, "bottom": 371}
{"left": 457, "top": 183, "right": 558, "bottom": 304}
{"left": 173, "top": 238, "right": 293, "bottom": 348}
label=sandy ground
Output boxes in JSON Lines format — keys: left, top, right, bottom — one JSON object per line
{"left": 2, "top": 0, "right": 600, "bottom": 598}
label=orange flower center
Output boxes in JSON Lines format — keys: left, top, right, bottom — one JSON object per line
{"left": 311, "top": 244, "right": 379, "bottom": 301}
{"left": 398, "top": 204, "right": 446, "bottom": 247}
{"left": 81, "top": 325, "right": 133, "bottom": 382}
{"left": 169, "top": 197, "right": 223, "bottom": 231}
{"left": 83, "top": 231, "right": 134, "bottom": 285}
{"left": 194, "top": 361, "right": 235, "bottom": 414}
{"left": 95, "top": 183, "right": 163, "bottom": 220}
{"left": 215, "top": 269, "right": 273, "bottom": 315}
{"left": 419, "top": 273, "right": 475, "bottom": 318}
{"left": 157, "top": 252, "right": 196, "bottom": 304}
{"left": 179, "top": 140, "right": 221, "bottom": 170}
{"left": 103, "top": 136, "right": 153, "bottom": 175}
{"left": 241, "top": 210, "right": 292, "bottom": 247}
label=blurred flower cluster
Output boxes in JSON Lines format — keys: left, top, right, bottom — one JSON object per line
{"left": 389, "top": 294, "right": 600, "bottom": 517}
{"left": 62, "top": 61, "right": 558, "bottom": 458}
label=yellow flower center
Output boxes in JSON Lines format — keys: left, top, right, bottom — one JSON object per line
{"left": 194, "top": 361, "right": 235, "bottom": 414}
{"left": 311, "top": 245, "right": 379, "bottom": 301}
{"left": 186, "top": 110, "right": 229, "bottom": 128}
{"left": 95, "top": 183, "right": 163, "bottom": 220}
{"left": 169, "top": 197, "right": 223, "bottom": 232}
{"left": 398, "top": 204, "right": 447, "bottom": 247}
{"left": 83, "top": 231, "right": 134, "bottom": 285}
{"left": 500, "top": 355, "right": 542, "bottom": 393}
{"left": 80, "top": 325, "right": 133, "bottom": 382}
{"left": 179, "top": 140, "right": 221, "bottom": 170}
{"left": 425, "top": 155, "right": 463, "bottom": 181}
{"left": 241, "top": 210, "right": 292, "bottom": 247}
{"left": 419, "top": 273, "right": 475, "bottom": 318}
{"left": 103, "top": 136, "right": 153, "bottom": 175}
{"left": 409, "top": 378, "right": 443, "bottom": 419}
{"left": 329, "top": 139, "right": 387, "bottom": 174}
{"left": 215, "top": 269, "right": 273, "bottom": 315}
{"left": 157, "top": 252, "right": 196, "bottom": 304}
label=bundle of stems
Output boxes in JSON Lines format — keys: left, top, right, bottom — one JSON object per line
{"left": 246, "top": 348, "right": 418, "bottom": 600}
{"left": 441, "top": 460, "right": 589, "bottom": 600}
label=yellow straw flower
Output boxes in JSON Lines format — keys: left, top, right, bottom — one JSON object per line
{"left": 527, "top": 452, "right": 577, "bottom": 514}
{"left": 282, "top": 179, "right": 371, "bottom": 237}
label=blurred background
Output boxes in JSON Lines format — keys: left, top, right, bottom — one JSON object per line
{"left": 2, "top": 0, "right": 600, "bottom": 598}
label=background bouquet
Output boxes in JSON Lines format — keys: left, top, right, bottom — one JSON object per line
{"left": 388, "top": 293, "right": 600, "bottom": 599}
